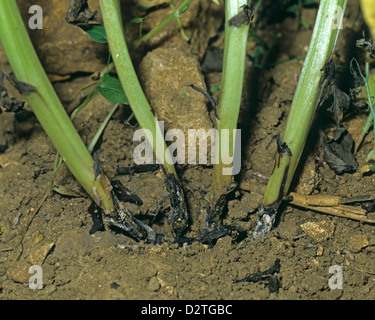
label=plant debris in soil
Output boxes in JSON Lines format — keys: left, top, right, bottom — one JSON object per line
{"left": 188, "top": 83, "right": 219, "bottom": 118}
{"left": 111, "top": 180, "right": 143, "bottom": 205}
{"left": 88, "top": 201, "right": 105, "bottom": 234}
{"left": 319, "top": 59, "right": 351, "bottom": 124}
{"left": 316, "top": 58, "right": 357, "bottom": 175}
{"left": 65, "top": 0, "right": 97, "bottom": 25}
{"left": 320, "top": 126, "right": 358, "bottom": 175}
{"left": 0, "top": 70, "right": 36, "bottom": 113}
{"left": 235, "top": 258, "right": 281, "bottom": 293}
{"left": 116, "top": 164, "right": 160, "bottom": 175}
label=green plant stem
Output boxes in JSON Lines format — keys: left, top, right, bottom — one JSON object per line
{"left": 131, "top": 0, "right": 192, "bottom": 50}
{"left": 88, "top": 103, "right": 120, "bottom": 153}
{"left": 168, "top": 0, "right": 190, "bottom": 42}
{"left": 99, "top": 0, "right": 177, "bottom": 177}
{"left": 0, "top": 0, "right": 114, "bottom": 210}
{"left": 210, "top": 0, "right": 250, "bottom": 202}
{"left": 364, "top": 63, "right": 375, "bottom": 142}
{"left": 254, "top": 0, "right": 347, "bottom": 238}
{"left": 356, "top": 112, "right": 372, "bottom": 154}
{"left": 100, "top": 62, "right": 115, "bottom": 77}
{"left": 354, "top": 67, "right": 375, "bottom": 154}
{"left": 70, "top": 87, "right": 99, "bottom": 120}
{"left": 355, "top": 62, "right": 375, "bottom": 168}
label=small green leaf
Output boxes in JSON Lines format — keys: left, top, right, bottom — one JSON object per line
{"left": 53, "top": 185, "right": 82, "bottom": 197}
{"left": 302, "top": 0, "right": 317, "bottom": 5}
{"left": 130, "top": 16, "right": 147, "bottom": 24}
{"left": 209, "top": 85, "right": 221, "bottom": 93}
{"left": 286, "top": 4, "right": 298, "bottom": 14}
{"left": 180, "top": 0, "right": 192, "bottom": 14}
{"left": 97, "top": 73, "right": 128, "bottom": 104}
{"left": 79, "top": 24, "right": 107, "bottom": 43}
{"left": 301, "top": 20, "right": 310, "bottom": 29}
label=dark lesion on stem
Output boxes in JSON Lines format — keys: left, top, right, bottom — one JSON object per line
{"left": 204, "top": 183, "right": 237, "bottom": 232}
{"left": 186, "top": 182, "right": 237, "bottom": 245}
{"left": 253, "top": 134, "right": 292, "bottom": 239}
{"left": 228, "top": 1, "right": 257, "bottom": 28}
{"left": 162, "top": 168, "right": 189, "bottom": 238}
{"left": 266, "top": 133, "right": 292, "bottom": 156}
{"left": 88, "top": 191, "right": 157, "bottom": 243}
{"left": 92, "top": 148, "right": 104, "bottom": 179}
{"left": 252, "top": 165, "right": 289, "bottom": 239}
{"left": 91, "top": 151, "right": 157, "bottom": 243}
{"left": 91, "top": 180, "right": 156, "bottom": 243}
{"left": 108, "top": 192, "right": 156, "bottom": 243}
{"left": 92, "top": 152, "right": 189, "bottom": 242}
{"left": 90, "top": 151, "right": 242, "bottom": 245}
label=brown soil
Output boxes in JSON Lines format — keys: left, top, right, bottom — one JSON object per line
{"left": 1, "top": 0, "right": 375, "bottom": 300}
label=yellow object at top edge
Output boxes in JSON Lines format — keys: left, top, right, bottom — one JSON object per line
{"left": 361, "top": 0, "right": 375, "bottom": 39}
